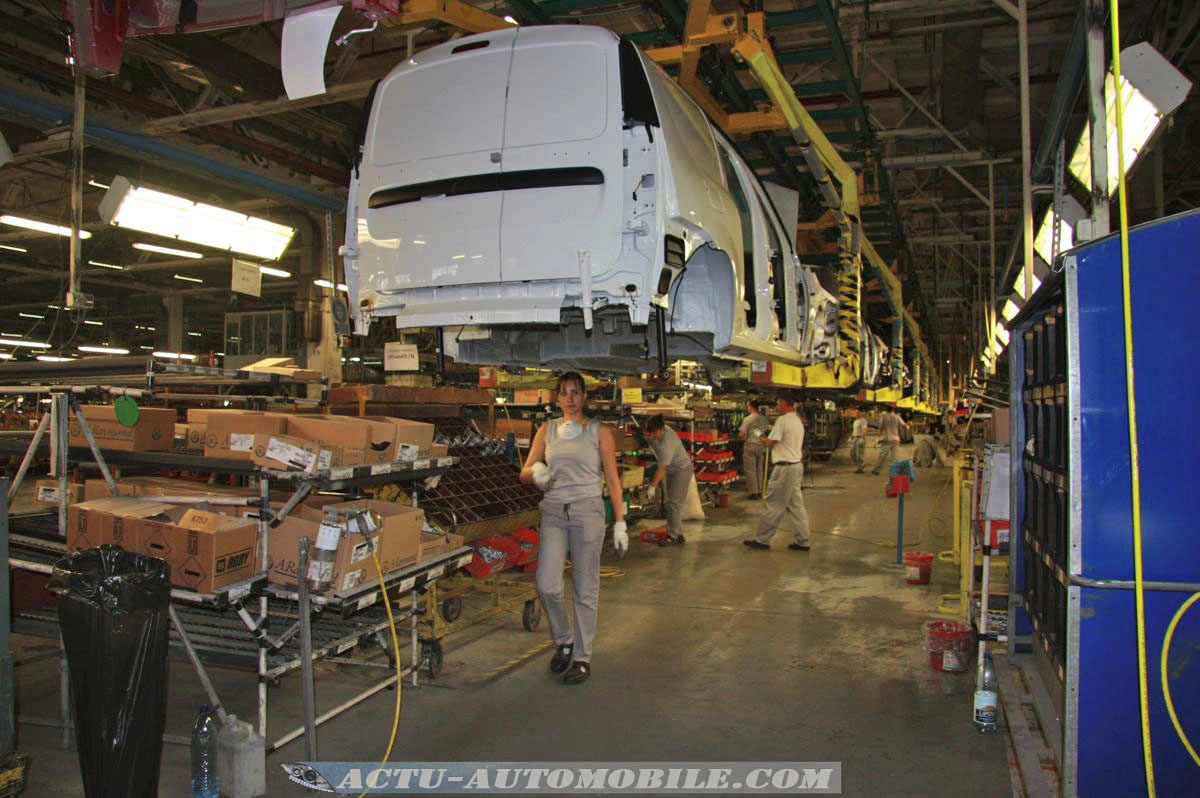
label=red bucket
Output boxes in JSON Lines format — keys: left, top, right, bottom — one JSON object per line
{"left": 924, "top": 620, "right": 972, "bottom": 672}
{"left": 715, "top": 491, "right": 731, "bottom": 509}
{"left": 903, "top": 551, "right": 934, "bottom": 584}
{"left": 640, "top": 527, "right": 667, "bottom": 543}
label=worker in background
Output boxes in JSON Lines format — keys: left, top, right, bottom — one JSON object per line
{"left": 850, "top": 410, "right": 869, "bottom": 473}
{"left": 642, "top": 414, "right": 694, "bottom": 546}
{"left": 738, "top": 400, "right": 771, "bottom": 498}
{"left": 520, "top": 371, "right": 627, "bottom": 686}
{"left": 743, "top": 393, "right": 811, "bottom": 552}
{"left": 913, "top": 435, "right": 946, "bottom": 468}
{"left": 872, "top": 408, "right": 910, "bottom": 475}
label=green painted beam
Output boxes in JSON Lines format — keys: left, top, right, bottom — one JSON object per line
{"left": 777, "top": 47, "right": 834, "bottom": 64}
{"left": 767, "top": 7, "right": 823, "bottom": 27}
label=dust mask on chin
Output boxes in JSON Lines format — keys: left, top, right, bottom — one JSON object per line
{"left": 559, "top": 419, "right": 583, "bottom": 441}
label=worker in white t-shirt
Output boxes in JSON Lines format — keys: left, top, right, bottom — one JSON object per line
{"left": 850, "top": 412, "right": 868, "bottom": 473}
{"left": 743, "top": 393, "right": 811, "bottom": 551}
{"left": 873, "top": 409, "right": 910, "bottom": 475}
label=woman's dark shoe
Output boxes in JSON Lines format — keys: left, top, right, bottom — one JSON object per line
{"left": 563, "top": 661, "right": 591, "bottom": 684}
{"left": 549, "top": 643, "right": 573, "bottom": 674}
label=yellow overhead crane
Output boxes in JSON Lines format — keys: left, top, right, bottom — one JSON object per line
{"left": 644, "top": 3, "right": 936, "bottom": 396}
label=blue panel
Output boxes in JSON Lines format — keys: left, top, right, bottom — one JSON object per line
{"left": 1077, "top": 589, "right": 1200, "bottom": 798}
{"left": 1075, "top": 211, "right": 1200, "bottom": 581}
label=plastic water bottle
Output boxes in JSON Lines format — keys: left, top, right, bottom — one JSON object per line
{"left": 191, "top": 704, "right": 221, "bottom": 798}
{"left": 973, "top": 652, "right": 999, "bottom": 733}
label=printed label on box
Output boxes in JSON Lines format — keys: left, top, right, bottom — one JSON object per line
{"left": 340, "top": 569, "right": 364, "bottom": 592}
{"left": 316, "top": 522, "right": 341, "bottom": 550}
{"left": 350, "top": 538, "right": 377, "bottom": 564}
{"left": 394, "top": 443, "right": 419, "bottom": 463}
{"left": 308, "top": 560, "right": 334, "bottom": 584}
{"left": 36, "top": 486, "right": 59, "bottom": 503}
{"left": 266, "top": 436, "right": 316, "bottom": 470}
{"left": 230, "top": 433, "right": 255, "bottom": 452}
{"left": 317, "top": 450, "right": 333, "bottom": 470}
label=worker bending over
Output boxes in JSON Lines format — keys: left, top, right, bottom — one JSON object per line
{"left": 739, "top": 400, "right": 770, "bottom": 498}
{"left": 913, "top": 436, "right": 946, "bottom": 468}
{"left": 873, "top": 409, "right": 909, "bottom": 475}
{"left": 642, "top": 414, "right": 694, "bottom": 546}
{"left": 743, "top": 394, "right": 811, "bottom": 552}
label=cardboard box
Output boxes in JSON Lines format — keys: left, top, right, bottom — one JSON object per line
{"left": 65, "top": 497, "right": 174, "bottom": 554}
{"left": 204, "top": 410, "right": 290, "bottom": 460}
{"left": 34, "top": 480, "right": 83, "bottom": 506}
{"left": 167, "top": 508, "right": 259, "bottom": 593}
{"left": 285, "top": 416, "right": 397, "bottom": 463}
{"left": 512, "top": 389, "right": 553, "bottom": 405}
{"left": 430, "top": 443, "right": 449, "bottom": 457}
{"left": 250, "top": 433, "right": 341, "bottom": 472}
{"left": 478, "top": 366, "right": 499, "bottom": 388}
{"left": 83, "top": 476, "right": 259, "bottom": 504}
{"left": 186, "top": 423, "right": 207, "bottom": 450}
{"left": 266, "top": 500, "right": 424, "bottom": 592}
{"left": 186, "top": 408, "right": 215, "bottom": 423}
{"left": 618, "top": 465, "right": 645, "bottom": 489}
{"left": 491, "top": 418, "right": 534, "bottom": 440}
{"left": 68, "top": 405, "right": 177, "bottom": 452}
{"left": 417, "top": 531, "right": 446, "bottom": 563}
{"left": 360, "top": 416, "right": 435, "bottom": 461}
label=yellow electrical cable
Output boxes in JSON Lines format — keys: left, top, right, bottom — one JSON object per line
{"left": 1161, "top": 593, "right": 1200, "bottom": 767}
{"left": 356, "top": 547, "right": 404, "bottom": 798}
{"left": 1107, "top": 2, "right": 1154, "bottom": 792}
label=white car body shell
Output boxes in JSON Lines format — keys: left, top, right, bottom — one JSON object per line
{"left": 344, "top": 25, "right": 840, "bottom": 373}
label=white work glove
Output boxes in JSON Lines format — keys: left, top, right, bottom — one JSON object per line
{"left": 612, "top": 521, "right": 628, "bottom": 558}
{"left": 646, "top": 485, "right": 657, "bottom": 502}
{"left": 531, "top": 462, "right": 554, "bottom": 491}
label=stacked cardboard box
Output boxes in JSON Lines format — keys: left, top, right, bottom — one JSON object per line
{"left": 66, "top": 497, "right": 258, "bottom": 593}
{"left": 68, "top": 405, "right": 177, "bottom": 451}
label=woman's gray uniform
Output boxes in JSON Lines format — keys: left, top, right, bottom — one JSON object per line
{"left": 536, "top": 419, "right": 606, "bottom": 663}
{"left": 650, "top": 425, "right": 694, "bottom": 539}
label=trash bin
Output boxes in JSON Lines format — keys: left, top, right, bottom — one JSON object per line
{"left": 48, "top": 544, "right": 171, "bottom": 798}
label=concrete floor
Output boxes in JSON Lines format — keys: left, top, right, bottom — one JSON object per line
{"left": 12, "top": 441, "right": 1014, "bottom": 797}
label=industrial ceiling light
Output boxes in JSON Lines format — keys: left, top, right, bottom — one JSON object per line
{"left": 0, "top": 338, "right": 49, "bottom": 349}
{"left": 78, "top": 345, "right": 130, "bottom": 355}
{"left": 174, "top": 274, "right": 204, "bottom": 283}
{"left": 100, "top": 176, "right": 296, "bottom": 261}
{"left": 1033, "top": 196, "right": 1088, "bottom": 266}
{"left": 0, "top": 215, "right": 91, "bottom": 239}
{"left": 0, "top": 244, "right": 28, "bottom": 253}
{"left": 313, "top": 279, "right": 348, "bottom": 291}
{"left": 1001, "top": 298, "right": 1021, "bottom": 322}
{"left": 133, "top": 242, "right": 203, "bottom": 259}
{"left": 1068, "top": 43, "right": 1193, "bottom": 195}
{"left": 88, "top": 259, "right": 124, "bottom": 270}
{"left": 18, "top": 312, "right": 43, "bottom": 320}
{"left": 152, "top": 351, "right": 197, "bottom": 361}
{"left": 259, "top": 265, "right": 292, "bottom": 278}
{"left": 36, "top": 355, "right": 74, "bottom": 362}
{"left": 995, "top": 323, "right": 1011, "bottom": 347}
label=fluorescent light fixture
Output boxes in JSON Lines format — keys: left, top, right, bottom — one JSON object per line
{"left": 259, "top": 265, "right": 291, "bottom": 278}
{"left": 313, "top": 279, "right": 348, "bottom": 291}
{"left": 503, "top": 15, "right": 518, "bottom": 24}
{"left": 0, "top": 338, "right": 49, "bottom": 349}
{"left": 187, "top": 331, "right": 202, "bottom": 337}
{"left": 18, "top": 312, "right": 44, "bottom": 319}
{"left": 36, "top": 355, "right": 74, "bottom": 362}
{"left": 138, "top": 346, "right": 154, "bottom": 350}
{"left": 1012, "top": 270, "right": 1043, "bottom": 300}
{"left": 0, "top": 215, "right": 91, "bottom": 239}
{"left": 46, "top": 305, "right": 60, "bottom": 310}
{"left": 1068, "top": 43, "right": 1193, "bottom": 195}
{"left": 88, "top": 259, "right": 124, "bottom": 270}
{"left": 174, "top": 274, "right": 204, "bottom": 283}
{"left": 83, "top": 320, "right": 103, "bottom": 326}
{"left": 88, "top": 179, "right": 110, "bottom": 190}
{"left": 133, "top": 242, "right": 203, "bottom": 259}
{"left": 0, "top": 354, "right": 11, "bottom": 360}
{"left": 99, "top": 176, "right": 296, "bottom": 260}
{"left": 78, "top": 345, "right": 130, "bottom": 355}
{"left": 152, "top": 351, "right": 197, "bottom": 361}
{"left": 1000, "top": 299, "right": 1021, "bottom": 322}
{"left": 995, "top": 323, "right": 1011, "bottom": 346}
{"left": 0, "top": 244, "right": 27, "bottom": 253}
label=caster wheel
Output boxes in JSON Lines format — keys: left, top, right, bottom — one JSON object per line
{"left": 440, "top": 596, "right": 463, "bottom": 623}
{"left": 522, "top": 599, "right": 542, "bottom": 632}
{"left": 419, "top": 640, "right": 444, "bottom": 679}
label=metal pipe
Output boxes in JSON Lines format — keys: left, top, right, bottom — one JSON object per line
{"left": 1070, "top": 575, "right": 1200, "bottom": 593}
{"left": 68, "top": 72, "right": 86, "bottom": 312}
{"left": 0, "top": 478, "right": 11, "bottom": 759}
{"left": 297, "top": 538, "right": 318, "bottom": 761}
{"left": 1018, "top": 0, "right": 1034, "bottom": 300}
{"left": 1085, "top": 0, "right": 1111, "bottom": 236}
{"left": 68, "top": 397, "right": 117, "bottom": 494}
{"left": 169, "top": 605, "right": 229, "bottom": 726}
{"left": 8, "top": 413, "right": 49, "bottom": 503}
{"left": 267, "top": 673, "right": 401, "bottom": 753}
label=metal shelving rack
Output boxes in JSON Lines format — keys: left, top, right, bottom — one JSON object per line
{"left": 0, "top": 361, "right": 468, "bottom": 759}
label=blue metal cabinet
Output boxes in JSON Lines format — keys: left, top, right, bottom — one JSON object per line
{"left": 1009, "top": 209, "right": 1200, "bottom": 797}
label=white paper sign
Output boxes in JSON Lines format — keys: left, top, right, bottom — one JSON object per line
{"left": 230, "top": 433, "right": 255, "bottom": 452}
{"left": 231, "top": 258, "right": 262, "bottom": 297}
{"left": 266, "top": 436, "right": 316, "bottom": 470}
{"left": 384, "top": 342, "right": 419, "bottom": 371}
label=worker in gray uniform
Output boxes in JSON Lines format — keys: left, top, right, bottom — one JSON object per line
{"left": 743, "top": 393, "right": 811, "bottom": 551}
{"left": 850, "top": 412, "right": 869, "bottom": 473}
{"left": 642, "top": 414, "right": 694, "bottom": 546}
{"left": 521, "top": 372, "right": 628, "bottom": 685}
{"left": 872, "top": 409, "right": 910, "bottom": 475}
{"left": 738, "top": 400, "right": 771, "bottom": 498}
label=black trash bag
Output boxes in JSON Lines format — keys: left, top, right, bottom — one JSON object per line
{"left": 48, "top": 544, "right": 171, "bottom": 798}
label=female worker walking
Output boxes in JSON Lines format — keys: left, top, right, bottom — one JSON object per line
{"left": 520, "top": 372, "right": 628, "bottom": 685}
